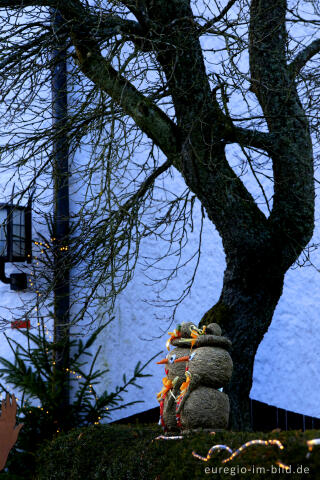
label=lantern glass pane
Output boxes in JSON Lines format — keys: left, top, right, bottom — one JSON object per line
{"left": 0, "top": 209, "right": 7, "bottom": 257}
{"left": 12, "top": 209, "right": 25, "bottom": 257}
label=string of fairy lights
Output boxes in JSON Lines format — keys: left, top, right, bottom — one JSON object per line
{"left": 156, "top": 434, "right": 320, "bottom": 468}
{"left": 192, "top": 439, "right": 284, "bottom": 463}
{"left": 0, "top": 239, "right": 107, "bottom": 430}
{"left": 0, "top": 367, "right": 108, "bottom": 431}
{"left": 34, "top": 239, "right": 107, "bottom": 425}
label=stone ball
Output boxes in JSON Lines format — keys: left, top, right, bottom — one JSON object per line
{"left": 162, "top": 394, "right": 180, "bottom": 432}
{"left": 179, "top": 322, "right": 196, "bottom": 338}
{"left": 187, "top": 346, "right": 233, "bottom": 388}
{"left": 206, "top": 323, "right": 222, "bottom": 336}
{"left": 180, "top": 387, "right": 230, "bottom": 431}
{"left": 166, "top": 348, "right": 191, "bottom": 380}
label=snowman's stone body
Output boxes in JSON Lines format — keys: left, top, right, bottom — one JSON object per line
{"left": 162, "top": 392, "right": 180, "bottom": 432}
{"left": 180, "top": 387, "right": 230, "bottom": 431}
{"left": 161, "top": 348, "right": 189, "bottom": 431}
{"left": 183, "top": 346, "right": 232, "bottom": 388}
{"left": 158, "top": 322, "right": 233, "bottom": 432}
{"left": 166, "top": 348, "right": 191, "bottom": 381}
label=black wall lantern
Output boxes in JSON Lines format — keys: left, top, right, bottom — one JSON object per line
{"left": 0, "top": 198, "right": 32, "bottom": 290}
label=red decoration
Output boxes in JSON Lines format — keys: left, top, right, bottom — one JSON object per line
{"left": 11, "top": 320, "right": 30, "bottom": 329}
{"left": 159, "top": 399, "right": 166, "bottom": 429}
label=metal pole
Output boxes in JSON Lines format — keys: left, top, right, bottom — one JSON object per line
{"left": 51, "top": 9, "right": 70, "bottom": 411}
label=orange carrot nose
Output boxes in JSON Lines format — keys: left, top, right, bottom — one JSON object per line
{"left": 174, "top": 355, "right": 190, "bottom": 363}
{"left": 157, "top": 358, "right": 168, "bottom": 364}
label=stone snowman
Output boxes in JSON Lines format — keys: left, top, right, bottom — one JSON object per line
{"left": 157, "top": 322, "right": 233, "bottom": 432}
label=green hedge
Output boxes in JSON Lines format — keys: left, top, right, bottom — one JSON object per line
{"left": 33, "top": 425, "right": 320, "bottom": 479}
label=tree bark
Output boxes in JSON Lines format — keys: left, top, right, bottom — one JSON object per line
{"left": 200, "top": 245, "right": 285, "bottom": 430}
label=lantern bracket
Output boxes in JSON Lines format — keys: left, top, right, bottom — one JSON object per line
{"left": 0, "top": 261, "right": 10, "bottom": 285}
{"left": 0, "top": 261, "right": 27, "bottom": 291}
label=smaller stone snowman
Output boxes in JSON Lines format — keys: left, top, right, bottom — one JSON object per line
{"left": 157, "top": 322, "right": 233, "bottom": 432}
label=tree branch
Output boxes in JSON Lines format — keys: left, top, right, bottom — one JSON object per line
{"left": 0, "top": 0, "right": 181, "bottom": 163}
{"left": 0, "top": 0, "right": 142, "bottom": 36}
{"left": 91, "top": 15, "right": 156, "bottom": 52}
{"left": 228, "top": 126, "right": 273, "bottom": 152}
{"left": 0, "top": 33, "right": 49, "bottom": 71}
{"left": 92, "top": 15, "right": 144, "bottom": 41}
{"left": 199, "top": 0, "right": 237, "bottom": 33}
{"left": 249, "top": 0, "right": 287, "bottom": 106}
{"left": 0, "top": 0, "right": 53, "bottom": 6}
{"left": 249, "top": 0, "right": 315, "bottom": 265}
{"left": 95, "top": 158, "right": 173, "bottom": 229}
{"left": 0, "top": 1, "right": 152, "bottom": 53}
{"left": 60, "top": 1, "right": 181, "bottom": 162}
{"left": 73, "top": 43, "right": 180, "bottom": 161}
{"left": 289, "top": 38, "right": 320, "bottom": 76}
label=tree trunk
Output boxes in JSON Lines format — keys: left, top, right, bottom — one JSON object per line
{"left": 200, "top": 250, "right": 285, "bottom": 431}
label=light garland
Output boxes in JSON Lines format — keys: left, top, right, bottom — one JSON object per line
{"left": 155, "top": 432, "right": 310, "bottom": 471}
{"left": 307, "top": 438, "right": 320, "bottom": 451}
{"left": 155, "top": 435, "right": 184, "bottom": 441}
{"left": 192, "top": 439, "right": 285, "bottom": 464}
{"left": 275, "top": 460, "right": 291, "bottom": 470}
{"left": 192, "top": 445, "right": 233, "bottom": 461}
{"left": 306, "top": 438, "right": 320, "bottom": 459}
{"left": 152, "top": 431, "right": 319, "bottom": 474}
{"left": 1, "top": 239, "right": 105, "bottom": 428}
{"left": 28, "top": 239, "right": 69, "bottom": 301}
{"left": 32, "top": 240, "right": 102, "bottom": 423}
{"left": 1, "top": 355, "right": 102, "bottom": 426}
{"left": 222, "top": 439, "right": 284, "bottom": 463}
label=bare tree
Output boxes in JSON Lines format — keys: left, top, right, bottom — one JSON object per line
{"left": 0, "top": 0, "right": 319, "bottom": 430}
